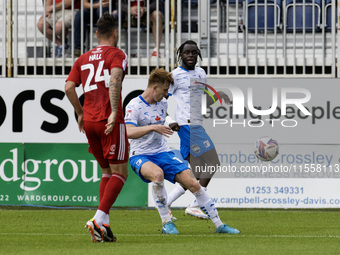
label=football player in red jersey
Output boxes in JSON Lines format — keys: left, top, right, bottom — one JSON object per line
{"left": 65, "top": 12, "right": 128, "bottom": 242}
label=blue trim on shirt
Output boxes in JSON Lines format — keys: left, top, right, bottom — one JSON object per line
{"left": 179, "top": 66, "right": 189, "bottom": 72}
{"left": 138, "top": 95, "right": 150, "bottom": 106}
{"left": 138, "top": 95, "right": 159, "bottom": 106}
{"left": 125, "top": 122, "right": 137, "bottom": 126}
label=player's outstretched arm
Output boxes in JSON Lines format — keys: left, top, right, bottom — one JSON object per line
{"left": 105, "top": 67, "right": 123, "bottom": 135}
{"left": 126, "top": 124, "right": 174, "bottom": 139}
{"left": 65, "top": 80, "right": 84, "bottom": 133}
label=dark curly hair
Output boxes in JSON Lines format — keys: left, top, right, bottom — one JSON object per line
{"left": 176, "top": 40, "right": 202, "bottom": 63}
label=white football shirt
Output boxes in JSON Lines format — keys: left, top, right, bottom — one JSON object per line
{"left": 125, "top": 95, "right": 170, "bottom": 157}
{"left": 168, "top": 66, "right": 207, "bottom": 126}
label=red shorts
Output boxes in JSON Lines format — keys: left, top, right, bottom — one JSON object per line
{"left": 84, "top": 121, "right": 129, "bottom": 168}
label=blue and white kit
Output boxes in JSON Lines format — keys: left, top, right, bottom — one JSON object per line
{"left": 125, "top": 95, "right": 188, "bottom": 183}
{"left": 125, "top": 95, "right": 169, "bottom": 157}
{"left": 169, "top": 66, "right": 215, "bottom": 159}
{"left": 168, "top": 66, "right": 207, "bottom": 126}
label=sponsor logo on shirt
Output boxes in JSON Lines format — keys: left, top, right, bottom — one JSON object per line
{"left": 109, "top": 145, "right": 116, "bottom": 155}
{"left": 125, "top": 110, "right": 132, "bottom": 118}
{"left": 92, "top": 48, "right": 103, "bottom": 54}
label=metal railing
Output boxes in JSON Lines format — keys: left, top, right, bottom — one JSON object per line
{"left": 0, "top": 0, "right": 338, "bottom": 77}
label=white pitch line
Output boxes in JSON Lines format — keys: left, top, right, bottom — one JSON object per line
{"left": 0, "top": 233, "right": 339, "bottom": 239}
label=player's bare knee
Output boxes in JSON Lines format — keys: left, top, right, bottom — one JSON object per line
{"left": 101, "top": 168, "right": 111, "bottom": 175}
{"left": 151, "top": 169, "right": 164, "bottom": 182}
{"left": 122, "top": 171, "right": 128, "bottom": 179}
{"left": 110, "top": 164, "right": 129, "bottom": 179}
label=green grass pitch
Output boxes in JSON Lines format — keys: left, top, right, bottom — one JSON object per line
{"left": 0, "top": 207, "right": 339, "bottom": 255}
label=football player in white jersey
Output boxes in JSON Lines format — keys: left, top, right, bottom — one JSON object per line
{"left": 166, "top": 40, "right": 231, "bottom": 219}
{"left": 125, "top": 68, "right": 239, "bottom": 235}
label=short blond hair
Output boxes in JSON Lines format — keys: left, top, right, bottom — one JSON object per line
{"left": 148, "top": 68, "right": 174, "bottom": 87}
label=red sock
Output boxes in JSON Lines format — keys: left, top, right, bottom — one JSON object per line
{"left": 99, "top": 174, "right": 111, "bottom": 202}
{"left": 98, "top": 173, "right": 126, "bottom": 214}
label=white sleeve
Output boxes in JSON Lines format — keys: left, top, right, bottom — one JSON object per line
{"left": 168, "top": 83, "right": 176, "bottom": 96}
{"left": 124, "top": 101, "right": 139, "bottom": 126}
{"left": 168, "top": 73, "right": 177, "bottom": 96}
{"left": 201, "top": 68, "right": 208, "bottom": 83}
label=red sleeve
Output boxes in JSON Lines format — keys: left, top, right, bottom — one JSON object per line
{"left": 108, "top": 49, "right": 127, "bottom": 72}
{"left": 66, "top": 58, "right": 82, "bottom": 86}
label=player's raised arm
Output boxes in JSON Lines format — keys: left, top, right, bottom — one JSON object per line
{"left": 105, "top": 67, "right": 123, "bottom": 135}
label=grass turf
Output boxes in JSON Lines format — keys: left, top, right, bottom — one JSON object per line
{"left": 0, "top": 208, "right": 339, "bottom": 255}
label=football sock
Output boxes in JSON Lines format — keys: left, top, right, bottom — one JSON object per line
{"left": 93, "top": 209, "right": 107, "bottom": 228}
{"left": 104, "top": 213, "right": 110, "bottom": 225}
{"left": 193, "top": 187, "right": 223, "bottom": 228}
{"left": 151, "top": 181, "right": 171, "bottom": 224}
{"left": 99, "top": 174, "right": 111, "bottom": 202}
{"left": 188, "top": 187, "right": 207, "bottom": 207}
{"left": 98, "top": 173, "right": 126, "bottom": 214}
{"left": 167, "top": 183, "right": 186, "bottom": 206}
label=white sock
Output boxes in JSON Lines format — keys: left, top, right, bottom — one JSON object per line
{"left": 189, "top": 187, "right": 207, "bottom": 207}
{"left": 93, "top": 209, "right": 107, "bottom": 228}
{"left": 167, "top": 183, "right": 186, "bottom": 207}
{"left": 193, "top": 187, "right": 223, "bottom": 229}
{"left": 152, "top": 181, "right": 171, "bottom": 224}
{"left": 104, "top": 213, "right": 110, "bottom": 225}
{"left": 188, "top": 198, "right": 199, "bottom": 208}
